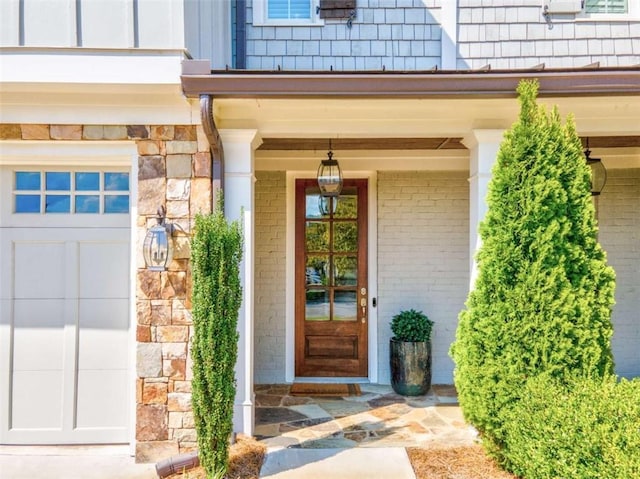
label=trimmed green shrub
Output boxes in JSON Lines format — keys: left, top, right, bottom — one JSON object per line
{"left": 190, "top": 203, "right": 243, "bottom": 478}
{"left": 450, "top": 79, "right": 616, "bottom": 457}
{"left": 501, "top": 375, "right": 640, "bottom": 479}
{"left": 391, "top": 309, "right": 434, "bottom": 342}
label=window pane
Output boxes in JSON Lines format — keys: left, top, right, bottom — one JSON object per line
{"left": 334, "top": 290, "right": 357, "bottom": 321}
{"left": 306, "top": 221, "right": 329, "bottom": 252}
{"left": 306, "top": 290, "right": 330, "bottom": 321}
{"left": 306, "top": 192, "right": 327, "bottom": 218}
{"left": 15, "top": 172, "right": 40, "bottom": 190}
{"left": 306, "top": 256, "right": 328, "bottom": 286}
{"left": 334, "top": 192, "right": 357, "bottom": 219}
{"left": 104, "top": 195, "right": 129, "bottom": 213}
{"left": 76, "top": 195, "right": 100, "bottom": 213}
{"left": 15, "top": 194, "right": 40, "bottom": 213}
{"left": 290, "top": 0, "right": 311, "bottom": 18}
{"left": 75, "top": 172, "right": 100, "bottom": 191}
{"left": 585, "top": 0, "right": 627, "bottom": 12}
{"left": 334, "top": 221, "right": 357, "bottom": 252}
{"left": 46, "top": 172, "right": 71, "bottom": 191}
{"left": 104, "top": 172, "right": 129, "bottom": 191}
{"left": 268, "top": 0, "right": 310, "bottom": 19}
{"left": 334, "top": 256, "right": 357, "bottom": 286}
{"left": 45, "top": 195, "right": 70, "bottom": 213}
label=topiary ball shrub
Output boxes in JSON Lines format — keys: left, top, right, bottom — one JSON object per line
{"left": 501, "top": 375, "right": 640, "bottom": 479}
{"left": 391, "top": 309, "right": 433, "bottom": 342}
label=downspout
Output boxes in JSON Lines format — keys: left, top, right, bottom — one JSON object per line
{"left": 235, "top": 0, "right": 247, "bottom": 69}
{"left": 155, "top": 95, "right": 224, "bottom": 479}
{"left": 200, "top": 94, "right": 225, "bottom": 209}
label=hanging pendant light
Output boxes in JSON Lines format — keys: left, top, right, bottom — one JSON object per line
{"left": 317, "top": 140, "right": 343, "bottom": 198}
{"left": 584, "top": 138, "right": 607, "bottom": 196}
{"left": 143, "top": 205, "right": 174, "bottom": 271}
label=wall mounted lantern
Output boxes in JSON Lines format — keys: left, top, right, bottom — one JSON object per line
{"left": 585, "top": 138, "right": 607, "bottom": 196}
{"left": 143, "top": 205, "right": 174, "bottom": 271}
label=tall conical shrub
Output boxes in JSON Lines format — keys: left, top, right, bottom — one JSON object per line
{"left": 190, "top": 200, "right": 243, "bottom": 478}
{"left": 450, "top": 79, "right": 615, "bottom": 457}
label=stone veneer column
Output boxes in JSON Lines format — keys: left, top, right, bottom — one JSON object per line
{"left": 463, "top": 129, "right": 504, "bottom": 289}
{"left": 218, "top": 128, "right": 262, "bottom": 436}
{"left": 135, "top": 124, "right": 213, "bottom": 462}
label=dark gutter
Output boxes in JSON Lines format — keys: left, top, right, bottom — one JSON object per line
{"left": 181, "top": 64, "right": 640, "bottom": 99}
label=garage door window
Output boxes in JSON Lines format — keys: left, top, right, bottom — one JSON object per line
{"left": 14, "top": 170, "right": 129, "bottom": 214}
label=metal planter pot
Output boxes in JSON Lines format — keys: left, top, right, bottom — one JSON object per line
{"left": 390, "top": 339, "right": 432, "bottom": 396}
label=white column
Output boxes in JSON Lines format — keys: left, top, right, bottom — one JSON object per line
{"left": 441, "top": 0, "right": 458, "bottom": 70}
{"left": 463, "top": 129, "right": 504, "bottom": 289}
{"left": 218, "top": 129, "right": 262, "bottom": 436}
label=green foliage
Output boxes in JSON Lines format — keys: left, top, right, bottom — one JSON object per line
{"left": 501, "top": 375, "right": 640, "bottom": 479}
{"left": 391, "top": 309, "right": 433, "bottom": 342}
{"left": 450, "top": 79, "right": 616, "bottom": 457}
{"left": 190, "top": 200, "right": 243, "bottom": 478}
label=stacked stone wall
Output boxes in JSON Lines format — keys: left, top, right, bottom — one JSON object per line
{"left": 0, "top": 122, "right": 212, "bottom": 462}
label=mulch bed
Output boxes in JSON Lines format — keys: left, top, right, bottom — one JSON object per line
{"left": 407, "top": 444, "right": 518, "bottom": 479}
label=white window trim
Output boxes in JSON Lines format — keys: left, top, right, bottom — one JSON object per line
{"left": 577, "top": 0, "right": 640, "bottom": 21}
{"left": 253, "top": 0, "right": 324, "bottom": 27}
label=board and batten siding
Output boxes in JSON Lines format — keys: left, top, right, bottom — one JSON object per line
{"left": 0, "top": 0, "right": 184, "bottom": 49}
{"left": 377, "top": 171, "right": 469, "bottom": 385}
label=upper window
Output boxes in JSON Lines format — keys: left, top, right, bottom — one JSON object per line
{"left": 13, "top": 170, "right": 130, "bottom": 215}
{"left": 585, "top": 0, "right": 627, "bottom": 13}
{"left": 253, "top": 0, "right": 322, "bottom": 25}
{"left": 581, "top": 0, "right": 640, "bottom": 17}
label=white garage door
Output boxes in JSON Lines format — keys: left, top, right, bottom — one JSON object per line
{"left": 0, "top": 167, "right": 132, "bottom": 444}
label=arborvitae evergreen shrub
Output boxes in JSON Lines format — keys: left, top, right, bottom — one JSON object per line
{"left": 450, "top": 80, "right": 616, "bottom": 458}
{"left": 501, "top": 375, "right": 640, "bottom": 479}
{"left": 190, "top": 203, "right": 243, "bottom": 478}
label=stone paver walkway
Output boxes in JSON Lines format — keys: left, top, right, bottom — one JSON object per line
{"left": 255, "top": 384, "right": 477, "bottom": 450}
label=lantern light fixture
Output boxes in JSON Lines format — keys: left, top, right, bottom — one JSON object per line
{"left": 317, "top": 140, "right": 343, "bottom": 198}
{"left": 584, "top": 138, "right": 607, "bottom": 196}
{"left": 143, "top": 205, "right": 174, "bottom": 271}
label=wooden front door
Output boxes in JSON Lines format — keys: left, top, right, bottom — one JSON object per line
{"left": 295, "top": 179, "right": 368, "bottom": 377}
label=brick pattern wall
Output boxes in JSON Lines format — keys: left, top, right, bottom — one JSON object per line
{"left": 377, "top": 171, "right": 469, "bottom": 385}
{"left": 598, "top": 168, "right": 640, "bottom": 379}
{"left": 0, "top": 122, "right": 213, "bottom": 463}
{"left": 458, "top": 0, "right": 640, "bottom": 69}
{"left": 245, "top": 0, "right": 441, "bottom": 71}
{"left": 254, "top": 171, "right": 287, "bottom": 383}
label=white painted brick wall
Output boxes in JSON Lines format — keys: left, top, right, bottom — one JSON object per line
{"left": 377, "top": 171, "right": 469, "bottom": 385}
{"left": 254, "top": 171, "right": 287, "bottom": 384}
{"left": 598, "top": 169, "right": 640, "bottom": 379}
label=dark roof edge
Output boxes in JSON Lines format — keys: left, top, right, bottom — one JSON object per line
{"left": 181, "top": 62, "right": 640, "bottom": 99}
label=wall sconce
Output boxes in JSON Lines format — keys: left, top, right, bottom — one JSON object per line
{"left": 143, "top": 205, "right": 174, "bottom": 271}
{"left": 317, "top": 140, "right": 343, "bottom": 198}
{"left": 585, "top": 138, "right": 607, "bottom": 196}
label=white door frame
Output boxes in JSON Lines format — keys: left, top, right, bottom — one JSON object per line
{"left": 285, "top": 170, "right": 378, "bottom": 383}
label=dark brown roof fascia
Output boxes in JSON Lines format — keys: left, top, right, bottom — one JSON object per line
{"left": 181, "top": 67, "right": 640, "bottom": 99}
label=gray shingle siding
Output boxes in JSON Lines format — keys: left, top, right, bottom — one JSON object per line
{"left": 245, "top": 0, "right": 441, "bottom": 71}
{"left": 244, "top": 0, "right": 640, "bottom": 71}
{"left": 458, "top": 1, "right": 640, "bottom": 69}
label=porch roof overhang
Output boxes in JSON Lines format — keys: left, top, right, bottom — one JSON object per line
{"left": 182, "top": 62, "right": 640, "bottom": 169}
{"left": 181, "top": 63, "right": 640, "bottom": 99}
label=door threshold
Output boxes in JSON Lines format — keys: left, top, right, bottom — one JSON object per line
{"left": 293, "top": 377, "right": 370, "bottom": 384}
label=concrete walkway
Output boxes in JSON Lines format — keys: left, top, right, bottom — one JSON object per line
{"left": 0, "top": 445, "right": 157, "bottom": 479}
{"left": 260, "top": 447, "right": 416, "bottom": 479}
